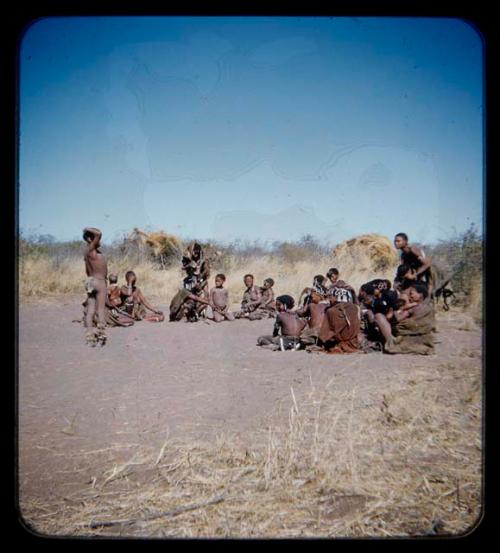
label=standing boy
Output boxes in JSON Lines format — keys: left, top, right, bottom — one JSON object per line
{"left": 83, "top": 227, "right": 108, "bottom": 346}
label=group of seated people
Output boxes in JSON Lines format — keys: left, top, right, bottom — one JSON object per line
{"left": 254, "top": 233, "right": 438, "bottom": 355}
{"left": 83, "top": 233, "right": 438, "bottom": 355}
{"left": 83, "top": 270, "right": 164, "bottom": 329}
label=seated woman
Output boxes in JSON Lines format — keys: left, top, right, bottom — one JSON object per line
{"left": 375, "top": 284, "right": 435, "bottom": 355}
{"left": 317, "top": 294, "right": 361, "bottom": 354}
{"left": 121, "top": 271, "right": 164, "bottom": 322}
{"left": 104, "top": 273, "right": 135, "bottom": 326}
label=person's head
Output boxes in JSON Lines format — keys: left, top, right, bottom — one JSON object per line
{"left": 409, "top": 283, "right": 428, "bottom": 303}
{"left": 313, "top": 274, "right": 325, "bottom": 286}
{"left": 244, "top": 274, "right": 254, "bottom": 288}
{"left": 83, "top": 230, "right": 94, "bottom": 243}
{"left": 276, "top": 295, "right": 295, "bottom": 312}
{"left": 125, "top": 271, "right": 136, "bottom": 286}
{"left": 394, "top": 233, "right": 409, "bottom": 250}
{"left": 382, "top": 279, "right": 392, "bottom": 290}
{"left": 326, "top": 268, "right": 339, "bottom": 283}
{"left": 263, "top": 277, "right": 274, "bottom": 290}
{"left": 215, "top": 273, "right": 226, "bottom": 287}
{"left": 398, "top": 291, "right": 410, "bottom": 304}
{"left": 193, "top": 242, "right": 202, "bottom": 256}
{"left": 108, "top": 273, "right": 118, "bottom": 284}
{"left": 396, "top": 264, "right": 416, "bottom": 282}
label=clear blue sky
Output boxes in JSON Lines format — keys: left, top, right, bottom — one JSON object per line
{"left": 19, "top": 16, "right": 484, "bottom": 246}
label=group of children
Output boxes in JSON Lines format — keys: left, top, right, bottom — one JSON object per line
{"left": 81, "top": 228, "right": 439, "bottom": 355}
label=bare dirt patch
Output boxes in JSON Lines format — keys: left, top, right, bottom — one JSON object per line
{"left": 17, "top": 298, "right": 483, "bottom": 538}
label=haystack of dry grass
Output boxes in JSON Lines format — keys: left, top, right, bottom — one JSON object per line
{"left": 333, "top": 234, "right": 399, "bottom": 274}
{"left": 125, "top": 228, "right": 183, "bottom": 265}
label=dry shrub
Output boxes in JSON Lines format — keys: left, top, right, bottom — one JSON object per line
{"left": 20, "top": 233, "right": 401, "bottom": 305}
{"left": 20, "top": 356, "right": 482, "bottom": 538}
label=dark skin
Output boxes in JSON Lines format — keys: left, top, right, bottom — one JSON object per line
{"left": 374, "top": 287, "right": 427, "bottom": 343}
{"left": 393, "top": 236, "right": 432, "bottom": 278}
{"left": 210, "top": 276, "right": 229, "bottom": 313}
{"left": 107, "top": 277, "right": 123, "bottom": 308}
{"left": 273, "top": 300, "right": 307, "bottom": 337}
{"left": 242, "top": 276, "right": 262, "bottom": 310}
{"left": 83, "top": 227, "right": 107, "bottom": 331}
{"left": 296, "top": 292, "right": 329, "bottom": 330}
{"left": 260, "top": 281, "right": 275, "bottom": 308}
{"left": 120, "top": 273, "right": 163, "bottom": 316}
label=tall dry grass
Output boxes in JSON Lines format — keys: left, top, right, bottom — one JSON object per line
{"left": 18, "top": 233, "right": 399, "bottom": 306}
{"left": 20, "top": 355, "right": 482, "bottom": 538}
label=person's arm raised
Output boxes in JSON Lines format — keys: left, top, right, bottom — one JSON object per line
{"left": 83, "top": 227, "right": 102, "bottom": 252}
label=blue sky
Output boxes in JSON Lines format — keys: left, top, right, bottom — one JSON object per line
{"left": 19, "top": 16, "right": 484, "bottom": 246}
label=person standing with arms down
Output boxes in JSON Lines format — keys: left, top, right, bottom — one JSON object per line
{"left": 83, "top": 227, "right": 108, "bottom": 346}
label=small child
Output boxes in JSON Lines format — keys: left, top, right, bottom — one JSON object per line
{"left": 208, "top": 274, "right": 235, "bottom": 322}
{"left": 258, "top": 277, "right": 277, "bottom": 317}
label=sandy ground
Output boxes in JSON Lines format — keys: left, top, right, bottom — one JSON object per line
{"left": 17, "top": 297, "right": 482, "bottom": 517}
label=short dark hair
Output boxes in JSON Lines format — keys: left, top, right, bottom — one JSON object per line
{"left": 396, "top": 264, "right": 412, "bottom": 280}
{"left": 276, "top": 295, "right": 295, "bottom": 309}
{"left": 244, "top": 274, "right": 254, "bottom": 280}
{"left": 361, "top": 283, "right": 376, "bottom": 296}
{"left": 264, "top": 277, "right": 274, "bottom": 286}
{"left": 326, "top": 268, "right": 339, "bottom": 277}
{"left": 313, "top": 274, "right": 325, "bottom": 284}
{"left": 382, "top": 279, "right": 392, "bottom": 290}
{"left": 125, "top": 270, "right": 136, "bottom": 279}
{"left": 215, "top": 273, "right": 226, "bottom": 281}
{"left": 395, "top": 232, "right": 409, "bottom": 242}
{"left": 108, "top": 274, "right": 118, "bottom": 284}
{"left": 410, "top": 283, "right": 428, "bottom": 299}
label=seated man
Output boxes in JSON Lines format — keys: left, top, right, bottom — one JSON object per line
{"left": 296, "top": 290, "right": 330, "bottom": 348}
{"left": 257, "top": 295, "right": 306, "bottom": 350}
{"left": 208, "top": 274, "right": 235, "bottom": 322}
{"left": 234, "top": 274, "right": 264, "bottom": 320}
{"left": 374, "top": 283, "right": 436, "bottom": 355}
{"left": 318, "top": 294, "right": 361, "bottom": 354}
{"left": 121, "top": 271, "right": 164, "bottom": 322}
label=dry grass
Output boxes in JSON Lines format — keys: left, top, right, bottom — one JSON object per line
{"left": 20, "top": 356, "right": 482, "bottom": 539}
{"left": 18, "top": 233, "right": 400, "bottom": 306}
